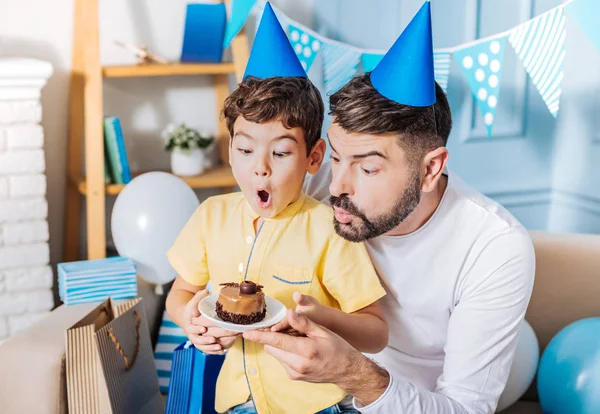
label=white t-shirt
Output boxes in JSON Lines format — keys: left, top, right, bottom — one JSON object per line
{"left": 304, "top": 161, "right": 535, "bottom": 414}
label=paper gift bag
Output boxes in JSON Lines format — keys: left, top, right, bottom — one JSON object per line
{"left": 165, "top": 341, "right": 225, "bottom": 414}
{"left": 66, "top": 298, "right": 164, "bottom": 414}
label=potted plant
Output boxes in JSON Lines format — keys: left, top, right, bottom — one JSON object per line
{"left": 162, "top": 123, "right": 216, "bottom": 176}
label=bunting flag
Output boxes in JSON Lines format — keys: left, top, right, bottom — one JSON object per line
{"left": 253, "top": 0, "right": 265, "bottom": 34}
{"left": 565, "top": 0, "right": 600, "bottom": 53}
{"left": 509, "top": 7, "right": 566, "bottom": 118}
{"left": 230, "top": 0, "right": 600, "bottom": 127}
{"left": 454, "top": 37, "right": 507, "bottom": 137}
{"left": 322, "top": 42, "right": 361, "bottom": 95}
{"left": 361, "top": 52, "right": 384, "bottom": 73}
{"left": 223, "top": 0, "right": 258, "bottom": 48}
{"left": 434, "top": 51, "right": 452, "bottom": 93}
{"left": 288, "top": 24, "right": 322, "bottom": 71}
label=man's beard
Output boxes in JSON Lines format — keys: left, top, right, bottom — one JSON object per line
{"left": 330, "top": 173, "right": 421, "bottom": 242}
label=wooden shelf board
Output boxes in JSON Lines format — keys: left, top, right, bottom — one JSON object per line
{"left": 77, "top": 165, "right": 237, "bottom": 195}
{"left": 102, "top": 63, "right": 236, "bottom": 78}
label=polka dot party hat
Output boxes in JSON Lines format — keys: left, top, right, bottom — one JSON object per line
{"left": 370, "top": 1, "right": 436, "bottom": 107}
{"left": 243, "top": 2, "right": 306, "bottom": 80}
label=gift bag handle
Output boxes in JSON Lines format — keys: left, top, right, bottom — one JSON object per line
{"left": 107, "top": 310, "right": 141, "bottom": 371}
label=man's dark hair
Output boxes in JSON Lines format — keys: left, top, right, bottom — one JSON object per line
{"left": 329, "top": 74, "right": 452, "bottom": 164}
{"left": 222, "top": 76, "right": 324, "bottom": 155}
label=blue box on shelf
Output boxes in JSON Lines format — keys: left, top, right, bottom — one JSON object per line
{"left": 180, "top": 3, "right": 226, "bottom": 63}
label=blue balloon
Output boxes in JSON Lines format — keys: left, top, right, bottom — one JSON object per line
{"left": 537, "top": 317, "right": 600, "bottom": 414}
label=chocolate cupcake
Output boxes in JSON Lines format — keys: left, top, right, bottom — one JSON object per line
{"left": 215, "top": 281, "right": 266, "bottom": 325}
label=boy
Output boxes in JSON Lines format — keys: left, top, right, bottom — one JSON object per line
{"left": 165, "top": 4, "right": 387, "bottom": 414}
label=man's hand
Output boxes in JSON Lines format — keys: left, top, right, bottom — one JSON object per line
{"left": 182, "top": 289, "right": 240, "bottom": 354}
{"left": 270, "top": 291, "right": 322, "bottom": 333}
{"left": 244, "top": 310, "right": 390, "bottom": 405}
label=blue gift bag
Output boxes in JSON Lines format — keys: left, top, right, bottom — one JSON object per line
{"left": 165, "top": 341, "right": 226, "bottom": 414}
{"left": 180, "top": 3, "right": 226, "bottom": 63}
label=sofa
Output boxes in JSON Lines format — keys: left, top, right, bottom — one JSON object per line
{"left": 0, "top": 230, "right": 599, "bottom": 413}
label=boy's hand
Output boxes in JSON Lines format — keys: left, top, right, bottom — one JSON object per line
{"left": 182, "top": 289, "right": 241, "bottom": 354}
{"left": 293, "top": 291, "right": 322, "bottom": 318}
{"left": 270, "top": 292, "right": 321, "bottom": 335}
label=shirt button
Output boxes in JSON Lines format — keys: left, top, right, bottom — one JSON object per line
{"left": 246, "top": 236, "right": 253, "bottom": 244}
{"left": 249, "top": 368, "right": 257, "bottom": 375}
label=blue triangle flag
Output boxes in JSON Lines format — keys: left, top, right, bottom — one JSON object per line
{"left": 322, "top": 42, "right": 361, "bottom": 95}
{"left": 223, "top": 0, "right": 257, "bottom": 49}
{"left": 370, "top": 2, "right": 436, "bottom": 106}
{"left": 566, "top": 0, "right": 600, "bottom": 53}
{"left": 509, "top": 7, "right": 565, "bottom": 118}
{"left": 243, "top": 2, "right": 306, "bottom": 79}
{"left": 454, "top": 37, "right": 507, "bottom": 137}
{"left": 288, "top": 24, "right": 322, "bottom": 72}
{"left": 361, "top": 53, "right": 384, "bottom": 73}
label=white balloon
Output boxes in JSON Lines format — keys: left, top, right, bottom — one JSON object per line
{"left": 111, "top": 172, "right": 199, "bottom": 289}
{"left": 496, "top": 320, "right": 540, "bottom": 412}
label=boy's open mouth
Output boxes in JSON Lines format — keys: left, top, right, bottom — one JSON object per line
{"left": 256, "top": 189, "right": 272, "bottom": 208}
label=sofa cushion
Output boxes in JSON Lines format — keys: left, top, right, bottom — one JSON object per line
{"left": 0, "top": 302, "right": 100, "bottom": 414}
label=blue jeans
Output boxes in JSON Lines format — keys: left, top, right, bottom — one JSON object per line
{"left": 229, "top": 395, "right": 359, "bottom": 414}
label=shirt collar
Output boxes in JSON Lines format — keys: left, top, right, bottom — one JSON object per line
{"left": 243, "top": 193, "right": 306, "bottom": 221}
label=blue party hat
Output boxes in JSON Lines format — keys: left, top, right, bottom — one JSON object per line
{"left": 243, "top": 2, "right": 306, "bottom": 79}
{"left": 370, "top": 1, "right": 436, "bottom": 106}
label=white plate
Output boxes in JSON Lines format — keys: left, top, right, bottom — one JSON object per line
{"left": 198, "top": 293, "right": 287, "bottom": 333}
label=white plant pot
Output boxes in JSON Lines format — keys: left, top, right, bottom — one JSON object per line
{"left": 170, "top": 148, "right": 207, "bottom": 176}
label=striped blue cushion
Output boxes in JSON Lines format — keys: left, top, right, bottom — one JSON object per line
{"left": 154, "top": 310, "right": 188, "bottom": 394}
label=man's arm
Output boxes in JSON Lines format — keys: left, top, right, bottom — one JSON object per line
{"left": 272, "top": 292, "right": 388, "bottom": 353}
{"left": 244, "top": 229, "right": 535, "bottom": 414}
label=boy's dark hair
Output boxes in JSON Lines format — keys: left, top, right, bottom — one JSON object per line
{"left": 222, "top": 76, "right": 324, "bottom": 155}
{"left": 329, "top": 74, "right": 452, "bottom": 165}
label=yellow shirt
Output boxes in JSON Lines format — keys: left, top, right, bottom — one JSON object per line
{"left": 167, "top": 192, "right": 386, "bottom": 414}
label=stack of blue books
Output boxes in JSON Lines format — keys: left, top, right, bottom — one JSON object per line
{"left": 58, "top": 257, "right": 138, "bottom": 305}
{"left": 103, "top": 116, "right": 131, "bottom": 185}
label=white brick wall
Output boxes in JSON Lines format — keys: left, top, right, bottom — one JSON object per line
{"left": 9, "top": 174, "right": 46, "bottom": 197}
{"left": 0, "top": 317, "right": 8, "bottom": 338}
{"left": 0, "top": 101, "right": 41, "bottom": 124}
{"left": 4, "top": 266, "right": 53, "bottom": 291}
{"left": 0, "top": 177, "right": 7, "bottom": 199}
{"left": 0, "top": 290, "right": 53, "bottom": 316}
{"left": 4, "top": 125, "right": 44, "bottom": 149}
{"left": 3, "top": 221, "right": 49, "bottom": 245}
{"left": 0, "top": 58, "right": 54, "bottom": 338}
{"left": 0, "top": 150, "right": 45, "bottom": 174}
{"left": 0, "top": 198, "right": 47, "bottom": 223}
{"left": 0, "top": 244, "right": 49, "bottom": 269}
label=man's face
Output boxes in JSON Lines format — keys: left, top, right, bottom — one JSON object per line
{"left": 328, "top": 121, "right": 422, "bottom": 242}
{"left": 230, "top": 117, "right": 317, "bottom": 218}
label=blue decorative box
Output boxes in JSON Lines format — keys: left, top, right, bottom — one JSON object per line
{"left": 165, "top": 341, "right": 226, "bottom": 414}
{"left": 57, "top": 256, "right": 137, "bottom": 305}
{"left": 180, "top": 3, "right": 226, "bottom": 63}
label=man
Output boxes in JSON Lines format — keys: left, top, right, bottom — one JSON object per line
{"left": 190, "top": 3, "right": 535, "bottom": 413}
{"left": 242, "top": 3, "right": 534, "bottom": 413}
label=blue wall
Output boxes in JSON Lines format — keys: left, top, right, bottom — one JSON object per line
{"left": 307, "top": 0, "right": 600, "bottom": 234}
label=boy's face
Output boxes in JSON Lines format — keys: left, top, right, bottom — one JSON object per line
{"left": 229, "top": 117, "right": 325, "bottom": 218}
